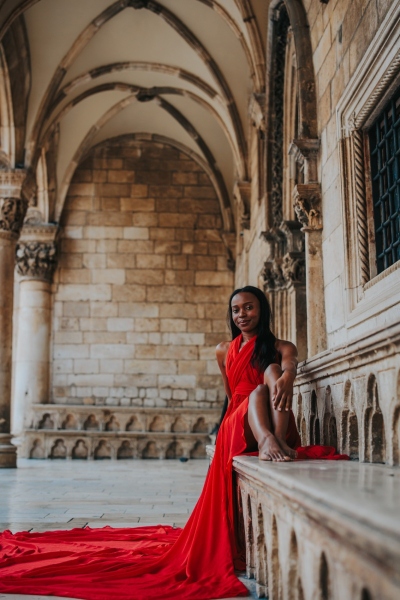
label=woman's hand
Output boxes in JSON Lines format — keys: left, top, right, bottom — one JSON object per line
{"left": 272, "top": 370, "right": 295, "bottom": 412}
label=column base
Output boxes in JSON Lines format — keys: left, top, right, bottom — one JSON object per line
{"left": 0, "top": 434, "right": 17, "bottom": 467}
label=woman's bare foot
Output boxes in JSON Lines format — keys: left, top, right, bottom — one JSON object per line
{"left": 258, "top": 434, "right": 292, "bottom": 462}
{"left": 276, "top": 436, "right": 297, "bottom": 459}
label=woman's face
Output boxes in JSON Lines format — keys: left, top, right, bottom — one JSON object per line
{"left": 231, "top": 292, "right": 260, "bottom": 335}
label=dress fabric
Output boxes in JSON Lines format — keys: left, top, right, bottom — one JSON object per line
{"left": 0, "top": 335, "right": 348, "bottom": 600}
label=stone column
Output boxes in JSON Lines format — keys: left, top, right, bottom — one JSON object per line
{"left": 0, "top": 170, "right": 27, "bottom": 467}
{"left": 12, "top": 224, "right": 58, "bottom": 440}
{"left": 293, "top": 183, "right": 326, "bottom": 356}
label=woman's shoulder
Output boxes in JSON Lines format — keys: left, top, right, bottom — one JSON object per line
{"left": 274, "top": 338, "right": 298, "bottom": 354}
{"left": 215, "top": 340, "right": 231, "bottom": 356}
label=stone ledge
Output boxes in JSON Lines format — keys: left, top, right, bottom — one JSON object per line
{"left": 234, "top": 456, "right": 400, "bottom": 599}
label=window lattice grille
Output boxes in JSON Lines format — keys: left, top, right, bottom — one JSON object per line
{"left": 369, "top": 89, "right": 400, "bottom": 273}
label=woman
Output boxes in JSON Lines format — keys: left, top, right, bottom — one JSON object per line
{"left": 0, "top": 287, "right": 347, "bottom": 600}
{"left": 216, "top": 285, "right": 301, "bottom": 463}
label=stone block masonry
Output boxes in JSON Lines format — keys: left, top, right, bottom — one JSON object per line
{"left": 53, "top": 138, "right": 233, "bottom": 410}
{"left": 23, "top": 139, "right": 234, "bottom": 459}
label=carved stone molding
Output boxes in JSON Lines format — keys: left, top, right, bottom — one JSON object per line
{"left": 263, "top": 252, "right": 305, "bottom": 291}
{"left": 234, "top": 181, "right": 251, "bottom": 230}
{"left": 220, "top": 232, "right": 236, "bottom": 272}
{"left": 281, "top": 253, "right": 306, "bottom": 285}
{"left": 292, "top": 183, "right": 322, "bottom": 231}
{"left": 249, "top": 93, "right": 266, "bottom": 131}
{"left": 0, "top": 198, "right": 28, "bottom": 237}
{"left": 0, "top": 170, "right": 28, "bottom": 238}
{"left": 351, "top": 129, "right": 370, "bottom": 285}
{"left": 289, "top": 138, "right": 320, "bottom": 183}
{"left": 16, "top": 224, "right": 59, "bottom": 282}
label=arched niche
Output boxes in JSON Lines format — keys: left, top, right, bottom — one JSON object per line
{"left": 364, "top": 374, "right": 386, "bottom": 463}
{"left": 319, "top": 552, "right": 331, "bottom": 600}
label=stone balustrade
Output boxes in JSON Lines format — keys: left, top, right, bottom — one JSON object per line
{"left": 22, "top": 405, "right": 219, "bottom": 460}
{"left": 207, "top": 446, "right": 400, "bottom": 600}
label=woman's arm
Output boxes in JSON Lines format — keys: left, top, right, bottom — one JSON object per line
{"left": 271, "top": 339, "right": 298, "bottom": 412}
{"left": 215, "top": 341, "right": 232, "bottom": 400}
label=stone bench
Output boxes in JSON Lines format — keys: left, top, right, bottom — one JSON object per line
{"left": 206, "top": 446, "right": 400, "bottom": 600}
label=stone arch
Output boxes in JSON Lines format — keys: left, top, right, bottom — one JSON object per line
{"left": 393, "top": 405, "right": 400, "bottom": 466}
{"left": 348, "top": 411, "right": 359, "bottom": 460}
{"left": 142, "top": 441, "right": 160, "bottom": 459}
{"left": 30, "top": 439, "right": 44, "bottom": 459}
{"left": 269, "top": 515, "right": 282, "bottom": 600}
{"left": 288, "top": 529, "right": 299, "bottom": 600}
{"left": 276, "top": 0, "right": 318, "bottom": 140}
{"left": 126, "top": 416, "right": 143, "bottom": 432}
{"left": 171, "top": 417, "right": 188, "bottom": 433}
{"left": 245, "top": 495, "right": 255, "bottom": 579}
{"left": 323, "top": 387, "right": 338, "bottom": 449}
{"left": 192, "top": 417, "right": 208, "bottom": 433}
{"left": 296, "top": 393, "right": 303, "bottom": 431}
{"left": 149, "top": 416, "right": 166, "bottom": 433}
{"left": 319, "top": 552, "right": 331, "bottom": 600}
{"left": 1, "top": 15, "right": 31, "bottom": 166}
{"left": 105, "top": 416, "right": 120, "bottom": 432}
{"left": 255, "top": 504, "right": 267, "bottom": 597}
{"left": 72, "top": 439, "right": 88, "bottom": 459}
{"left": 62, "top": 414, "right": 77, "bottom": 430}
{"left": 165, "top": 441, "right": 184, "bottom": 459}
{"left": 300, "top": 415, "right": 307, "bottom": 446}
{"left": 190, "top": 440, "right": 206, "bottom": 459}
{"left": 117, "top": 441, "right": 134, "bottom": 459}
{"left": 310, "top": 391, "right": 320, "bottom": 445}
{"left": 94, "top": 440, "right": 112, "bottom": 460}
{"left": 38, "top": 413, "right": 54, "bottom": 430}
{"left": 364, "top": 374, "right": 386, "bottom": 463}
{"left": 83, "top": 414, "right": 100, "bottom": 431}
{"left": 50, "top": 438, "right": 67, "bottom": 459}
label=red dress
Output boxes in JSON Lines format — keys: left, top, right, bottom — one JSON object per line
{"left": 0, "top": 335, "right": 347, "bottom": 599}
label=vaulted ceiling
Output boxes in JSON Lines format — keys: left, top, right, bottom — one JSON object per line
{"left": 0, "top": 0, "right": 269, "bottom": 230}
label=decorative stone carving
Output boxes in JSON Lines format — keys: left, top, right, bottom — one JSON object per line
{"left": 0, "top": 197, "right": 28, "bottom": 236}
{"left": 234, "top": 181, "right": 251, "bottom": 230}
{"left": 15, "top": 223, "right": 59, "bottom": 282}
{"left": 16, "top": 240, "right": 58, "bottom": 281}
{"left": 289, "top": 138, "right": 320, "bottom": 183}
{"left": 281, "top": 253, "right": 306, "bottom": 284}
{"left": 351, "top": 128, "right": 370, "bottom": 285}
{"left": 292, "top": 183, "right": 322, "bottom": 230}
{"left": 0, "top": 170, "right": 28, "bottom": 238}
{"left": 249, "top": 93, "right": 266, "bottom": 131}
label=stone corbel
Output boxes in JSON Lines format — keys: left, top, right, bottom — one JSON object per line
{"left": 16, "top": 222, "right": 59, "bottom": 282}
{"left": 292, "top": 183, "right": 322, "bottom": 231}
{"left": 262, "top": 258, "right": 285, "bottom": 291}
{"left": 220, "top": 232, "right": 236, "bottom": 272}
{"left": 289, "top": 138, "right": 320, "bottom": 183}
{"left": 248, "top": 93, "right": 266, "bottom": 131}
{"left": 0, "top": 170, "right": 28, "bottom": 239}
{"left": 233, "top": 181, "right": 251, "bottom": 231}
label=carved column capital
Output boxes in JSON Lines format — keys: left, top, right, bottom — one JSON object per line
{"left": 16, "top": 224, "right": 59, "bottom": 282}
{"left": 249, "top": 93, "right": 266, "bottom": 131}
{"left": 0, "top": 170, "right": 28, "bottom": 239}
{"left": 281, "top": 252, "right": 306, "bottom": 285}
{"left": 293, "top": 183, "right": 322, "bottom": 231}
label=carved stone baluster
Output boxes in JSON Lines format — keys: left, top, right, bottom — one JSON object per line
{"left": 13, "top": 221, "right": 59, "bottom": 443}
{"left": 0, "top": 170, "right": 27, "bottom": 467}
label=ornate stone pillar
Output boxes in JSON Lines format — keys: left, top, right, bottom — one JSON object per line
{"left": 13, "top": 223, "right": 58, "bottom": 441}
{"left": 0, "top": 170, "right": 27, "bottom": 467}
{"left": 293, "top": 182, "right": 327, "bottom": 356}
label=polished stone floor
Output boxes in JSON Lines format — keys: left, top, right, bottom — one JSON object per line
{"left": 0, "top": 459, "right": 253, "bottom": 600}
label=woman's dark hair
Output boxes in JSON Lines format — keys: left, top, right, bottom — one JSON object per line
{"left": 227, "top": 285, "right": 276, "bottom": 372}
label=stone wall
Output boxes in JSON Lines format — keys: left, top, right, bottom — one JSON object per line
{"left": 21, "top": 138, "right": 234, "bottom": 459}
{"left": 52, "top": 138, "right": 233, "bottom": 409}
